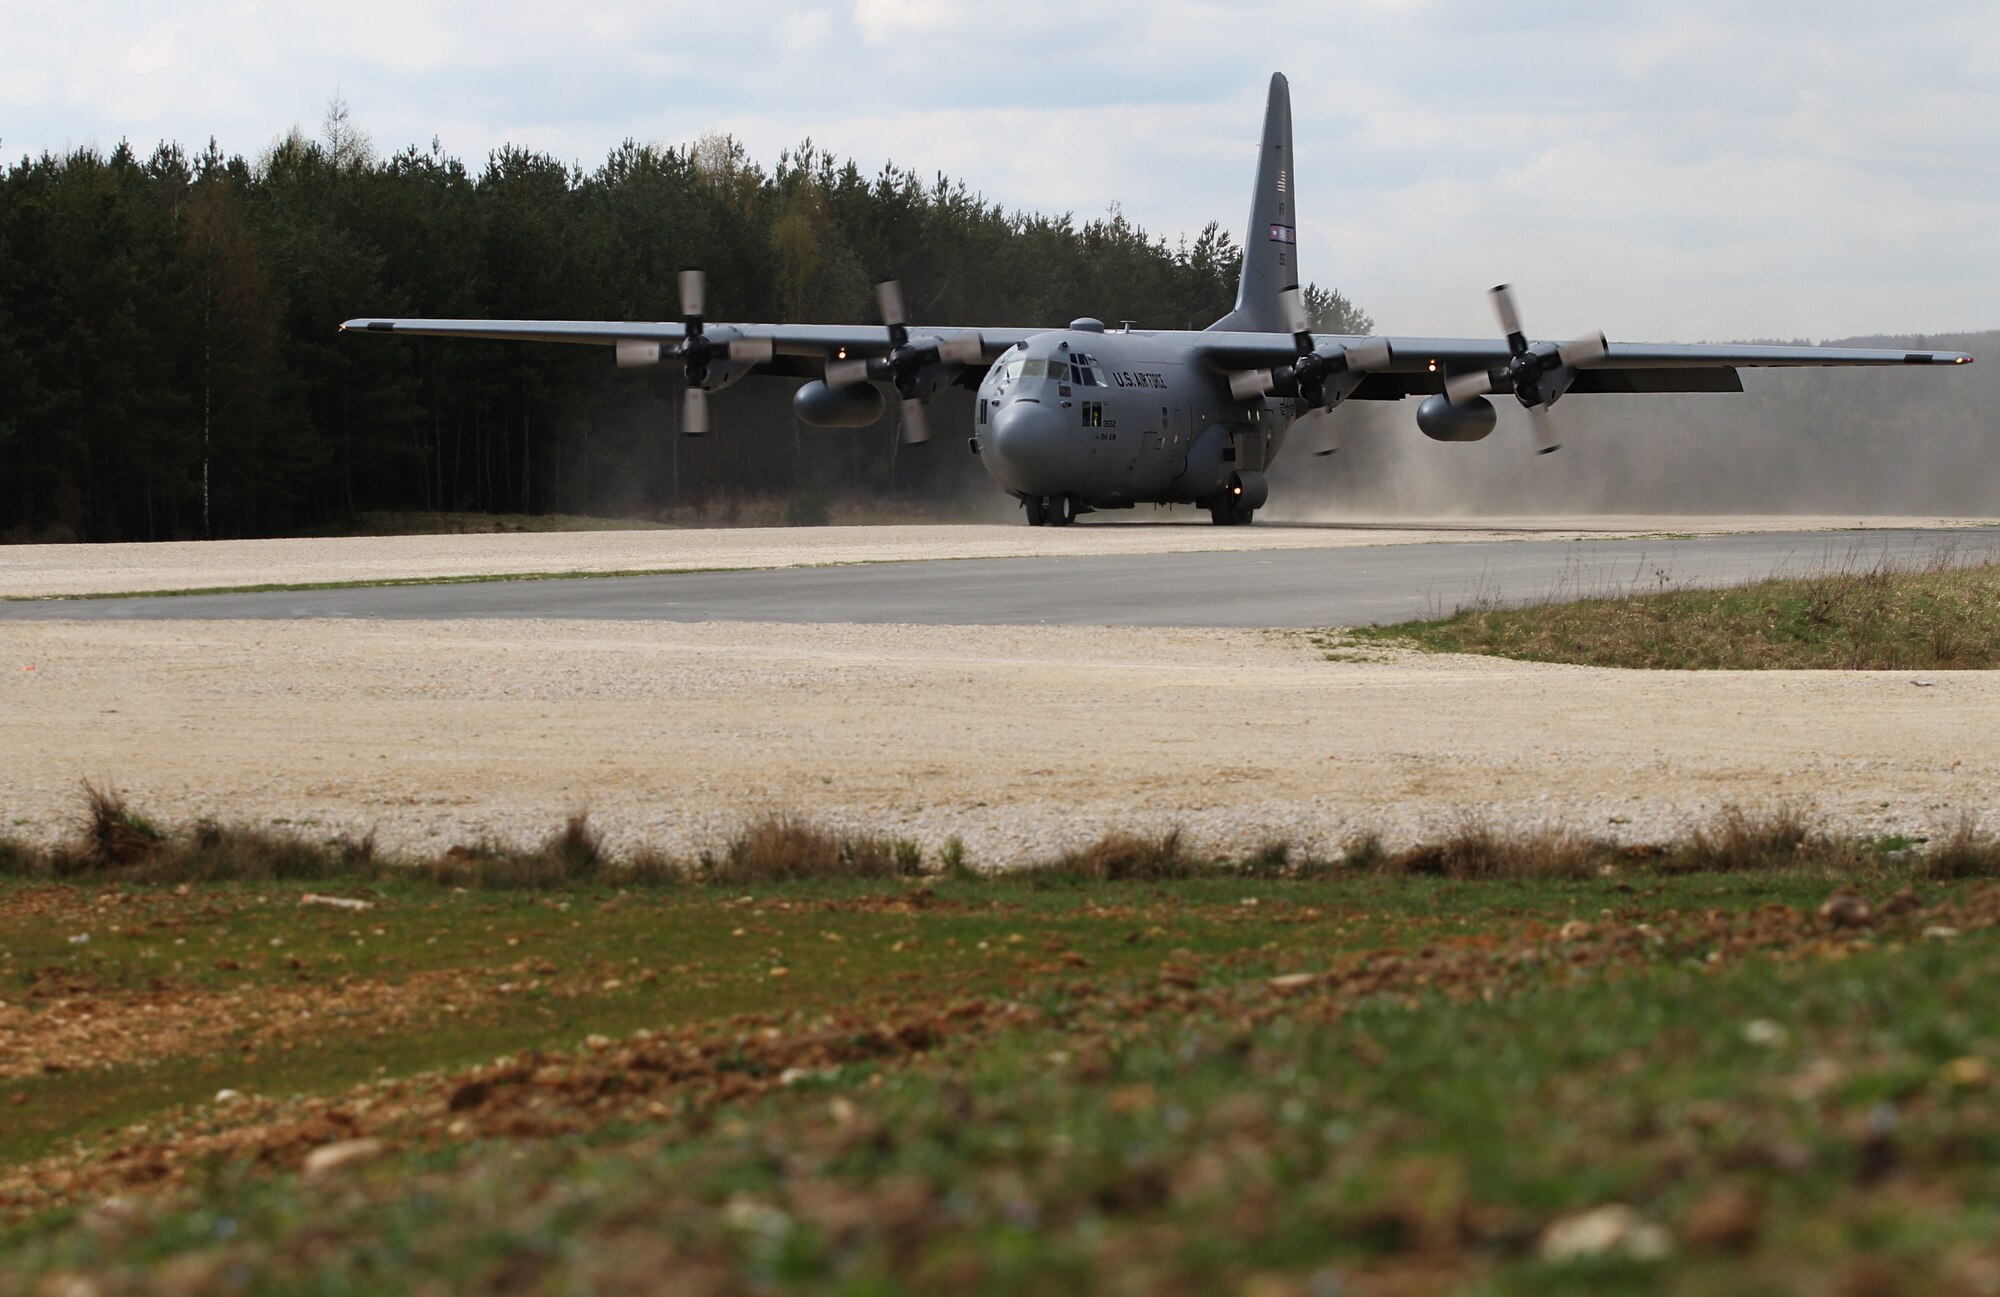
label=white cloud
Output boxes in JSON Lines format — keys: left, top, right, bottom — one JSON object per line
{"left": 0, "top": 0, "right": 1993, "bottom": 339}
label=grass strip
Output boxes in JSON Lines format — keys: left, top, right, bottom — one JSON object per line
{"left": 1342, "top": 556, "right": 2000, "bottom": 670}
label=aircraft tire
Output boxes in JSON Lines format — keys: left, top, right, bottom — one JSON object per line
{"left": 1023, "top": 496, "right": 1047, "bottom": 526}
{"left": 1051, "top": 494, "right": 1079, "bottom": 526}
{"left": 1207, "top": 500, "right": 1254, "bottom": 526}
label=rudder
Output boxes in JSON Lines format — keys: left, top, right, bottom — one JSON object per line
{"left": 1208, "top": 73, "right": 1297, "bottom": 335}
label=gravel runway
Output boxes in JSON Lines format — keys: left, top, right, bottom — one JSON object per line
{"left": 2, "top": 618, "right": 1993, "bottom": 866}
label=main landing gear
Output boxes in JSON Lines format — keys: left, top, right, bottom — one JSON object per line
{"left": 1207, "top": 497, "right": 1255, "bottom": 526}
{"left": 1022, "top": 494, "right": 1080, "bottom": 526}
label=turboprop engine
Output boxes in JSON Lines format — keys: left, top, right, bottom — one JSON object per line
{"left": 1415, "top": 393, "right": 1497, "bottom": 442}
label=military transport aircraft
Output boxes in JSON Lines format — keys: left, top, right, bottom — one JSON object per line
{"left": 343, "top": 73, "right": 1974, "bottom": 527}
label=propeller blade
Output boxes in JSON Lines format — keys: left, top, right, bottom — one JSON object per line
{"left": 1558, "top": 331, "right": 1609, "bottom": 368}
{"left": 1445, "top": 371, "right": 1498, "bottom": 404}
{"left": 1528, "top": 403, "right": 1561, "bottom": 455}
{"left": 938, "top": 332, "right": 984, "bottom": 365}
{"left": 1343, "top": 338, "right": 1393, "bottom": 371}
{"left": 615, "top": 340, "right": 661, "bottom": 368}
{"left": 681, "top": 385, "right": 709, "bottom": 436}
{"left": 825, "top": 358, "right": 871, "bottom": 387}
{"left": 1489, "top": 283, "right": 1522, "bottom": 341}
{"left": 875, "top": 279, "right": 906, "bottom": 328}
{"left": 899, "top": 398, "right": 930, "bottom": 445}
{"left": 728, "top": 335, "right": 775, "bottom": 364}
{"left": 1280, "top": 286, "right": 1310, "bottom": 338}
{"left": 1229, "top": 369, "right": 1276, "bottom": 403}
{"left": 678, "top": 267, "right": 706, "bottom": 322}
{"left": 1295, "top": 406, "right": 1341, "bottom": 455}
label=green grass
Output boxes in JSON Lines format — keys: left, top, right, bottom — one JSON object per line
{"left": 4, "top": 871, "right": 1996, "bottom": 1294}
{"left": 1341, "top": 557, "right": 2000, "bottom": 670}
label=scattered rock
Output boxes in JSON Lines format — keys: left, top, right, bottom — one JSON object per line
{"left": 1941, "top": 1056, "right": 1992, "bottom": 1090}
{"left": 1818, "top": 890, "right": 1873, "bottom": 929}
{"left": 1682, "top": 1185, "right": 1763, "bottom": 1252}
{"left": 213, "top": 1089, "right": 244, "bottom": 1105}
{"left": 446, "top": 1079, "right": 493, "bottom": 1112}
{"left": 299, "top": 894, "right": 372, "bottom": 912}
{"left": 1540, "top": 1204, "right": 1673, "bottom": 1263}
{"left": 1558, "top": 920, "right": 1594, "bottom": 942}
{"left": 1924, "top": 925, "right": 1961, "bottom": 941}
{"left": 302, "top": 1137, "right": 387, "bottom": 1180}
{"left": 1742, "top": 1019, "right": 1788, "bottom": 1048}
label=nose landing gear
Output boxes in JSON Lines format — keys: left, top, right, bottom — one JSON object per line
{"left": 1021, "top": 494, "right": 1081, "bottom": 526}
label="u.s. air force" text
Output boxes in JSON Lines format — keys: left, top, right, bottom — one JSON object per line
{"left": 1110, "top": 371, "right": 1167, "bottom": 389}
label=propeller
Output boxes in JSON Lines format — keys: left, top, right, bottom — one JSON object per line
{"left": 667, "top": 267, "right": 776, "bottom": 435}
{"left": 824, "top": 279, "right": 977, "bottom": 445}
{"left": 1441, "top": 284, "right": 1607, "bottom": 454}
{"left": 1228, "top": 286, "right": 1394, "bottom": 455}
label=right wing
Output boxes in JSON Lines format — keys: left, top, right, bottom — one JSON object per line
{"left": 340, "top": 317, "right": 1041, "bottom": 382}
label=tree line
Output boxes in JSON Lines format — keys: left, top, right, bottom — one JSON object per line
{"left": 0, "top": 103, "right": 1372, "bottom": 541}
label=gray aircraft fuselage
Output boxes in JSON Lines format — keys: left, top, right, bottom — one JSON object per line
{"left": 972, "top": 325, "right": 1289, "bottom": 519}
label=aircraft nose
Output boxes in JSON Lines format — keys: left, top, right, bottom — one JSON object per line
{"left": 984, "top": 400, "right": 1074, "bottom": 495}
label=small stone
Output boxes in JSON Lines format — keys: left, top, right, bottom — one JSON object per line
{"left": 1817, "top": 890, "right": 1873, "bottom": 929}
{"left": 1558, "top": 920, "right": 1594, "bottom": 942}
{"left": 1268, "top": 973, "right": 1319, "bottom": 992}
{"left": 213, "top": 1089, "right": 244, "bottom": 1105}
{"left": 1541, "top": 1204, "right": 1674, "bottom": 1263}
{"left": 1742, "top": 1019, "right": 1788, "bottom": 1048}
{"left": 302, "top": 1137, "right": 387, "bottom": 1180}
{"left": 584, "top": 1034, "right": 613, "bottom": 1052}
{"left": 1682, "top": 1186, "right": 1763, "bottom": 1252}
{"left": 1941, "top": 1056, "right": 1992, "bottom": 1090}
{"left": 1923, "top": 926, "right": 1961, "bottom": 941}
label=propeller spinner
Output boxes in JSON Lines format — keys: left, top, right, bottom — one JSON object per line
{"left": 1228, "top": 286, "right": 1393, "bottom": 455}
{"left": 825, "top": 279, "right": 973, "bottom": 445}
{"left": 670, "top": 268, "right": 773, "bottom": 435}
{"left": 1442, "top": 284, "right": 1608, "bottom": 454}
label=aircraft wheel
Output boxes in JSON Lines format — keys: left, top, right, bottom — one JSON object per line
{"left": 1023, "top": 496, "right": 1047, "bottom": 526}
{"left": 1051, "top": 493, "right": 1079, "bottom": 526}
{"left": 1207, "top": 499, "right": 1254, "bottom": 526}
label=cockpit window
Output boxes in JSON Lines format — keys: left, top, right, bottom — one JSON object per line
{"left": 1020, "top": 358, "right": 1048, "bottom": 379}
{"left": 1066, "top": 353, "right": 1109, "bottom": 387}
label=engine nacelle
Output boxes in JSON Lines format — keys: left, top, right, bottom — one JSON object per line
{"left": 1229, "top": 469, "right": 1269, "bottom": 511}
{"left": 1416, "top": 393, "right": 1497, "bottom": 442}
{"left": 794, "top": 379, "right": 886, "bottom": 428}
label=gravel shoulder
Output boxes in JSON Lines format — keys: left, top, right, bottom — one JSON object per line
{"left": 2, "top": 618, "right": 1990, "bottom": 865}
{"left": 6, "top": 515, "right": 1993, "bottom": 598}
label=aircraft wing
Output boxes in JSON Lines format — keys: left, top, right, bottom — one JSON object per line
{"left": 1197, "top": 332, "right": 1973, "bottom": 399}
{"left": 339, "top": 317, "right": 1039, "bottom": 382}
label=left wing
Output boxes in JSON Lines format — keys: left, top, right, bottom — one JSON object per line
{"left": 1197, "top": 331, "right": 1975, "bottom": 399}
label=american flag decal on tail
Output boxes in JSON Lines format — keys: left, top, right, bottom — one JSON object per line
{"left": 1268, "top": 224, "right": 1296, "bottom": 244}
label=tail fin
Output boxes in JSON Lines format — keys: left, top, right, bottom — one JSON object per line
{"left": 1208, "top": 73, "right": 1297, "bottom": 335}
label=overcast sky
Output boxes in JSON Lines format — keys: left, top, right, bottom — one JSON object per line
{"left": 4, "top": 0, "right": 1994, "bottom": 342}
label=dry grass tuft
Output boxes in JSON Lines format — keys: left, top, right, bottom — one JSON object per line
{"left": 1668, "top": 804, "right": 1817, "bottom": 874}
{"left": 1389, "top": 819, "right": 1610, "bottom": 881}
{"left": 705, "top": 813, "right": 920, "bottom": 885}
{"left": 1923, "top": 813, "right": 2000, "bottom": 880}
{"left": 80, "top": 782, "right": 164, "bottom": 870}
{"left": 1024, "top": 829, "right": 1194, "bottom": 883}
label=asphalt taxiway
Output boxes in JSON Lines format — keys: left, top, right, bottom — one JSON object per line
{"left": 3, "top": 527, "right": 1990, "bottom": 627}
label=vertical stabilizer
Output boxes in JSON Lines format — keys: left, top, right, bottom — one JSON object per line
{"left": 1208, "top": 73, "right": 1297, "bottom": 335}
